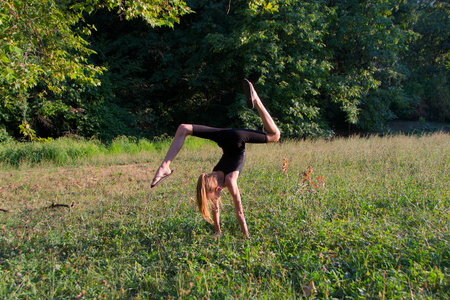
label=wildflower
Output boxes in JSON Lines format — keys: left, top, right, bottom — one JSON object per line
{"left": 282, "top": 158, "right": 288, "bottom": 177}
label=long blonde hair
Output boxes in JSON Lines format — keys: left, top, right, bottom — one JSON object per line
{"left": 196, "top": 173, "right": 218, "bottom": 224}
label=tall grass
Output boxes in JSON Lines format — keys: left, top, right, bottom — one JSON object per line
{"left": 0, "top": 133, "right": 449, "bottom": 299}
{"left": 0, "top": 136, "right": 215, "bottom": 168}
{"left": 0, "top": 136, "right": 171, "bottom": 168}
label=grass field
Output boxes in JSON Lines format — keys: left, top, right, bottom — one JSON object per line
{"left": 1, "top": 133, "right": 449, "bottom": 299}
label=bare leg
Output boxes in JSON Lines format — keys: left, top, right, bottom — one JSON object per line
{"left": 247, "top": 81, "right": 281, "bottom": 142}
{"left": 151, "top": 124, "right": 193, "bottom": 186}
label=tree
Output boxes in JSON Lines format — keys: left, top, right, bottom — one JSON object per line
{"left": 226, "top": 0, "right": 336, "bottom": 137}
{"left": 3, "top": 0, "right": 440, "bottom": 141}
{"left": 139, "top": 0, "right": 416, "bottom": 137}
{"left": 125, "top": 0, "right": 337, "bottom": 138}
{"left": 324, "top": 0, "right": 418, "bottom": 132}
{"left": 403, "top": 0, "right": 450, "bottom": 122}
{"left": 0, "top": 0, "right": 192, "bottom": 139}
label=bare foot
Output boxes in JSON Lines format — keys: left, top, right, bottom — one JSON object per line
{"left": 243, "top": 79, "right": 256, "bottom": 109}
{"left": 248, "top": 80, "right": 261, "bottom": 107}
{"left": 151, "top": 166, "right": 173, "bottom": 188}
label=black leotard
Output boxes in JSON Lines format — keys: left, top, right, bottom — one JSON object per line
{"left": 192, "top": 125, "right": 268, "bottom": 176}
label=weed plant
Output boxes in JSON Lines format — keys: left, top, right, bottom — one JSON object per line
{"left": 0, "top": 133, "right": 449, "bottom": 299}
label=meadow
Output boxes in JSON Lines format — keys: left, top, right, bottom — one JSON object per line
{"left": 0, "top": 133, "right": 449, "bottom": 299}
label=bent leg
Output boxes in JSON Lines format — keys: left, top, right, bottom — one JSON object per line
{"left": 247, "top": 81, "right": 280, "bottom": 142}
{"left": 151, "top": 124, "right": 193, "bottom": 186}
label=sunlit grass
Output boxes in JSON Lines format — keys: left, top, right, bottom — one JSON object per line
{"left": 1, "top": 133, "right": 449, "bottom": 299}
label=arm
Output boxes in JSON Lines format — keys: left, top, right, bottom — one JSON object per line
{"left": 225, "top": 172, "right": 249, "bottom": 238}
{"left": 211, "top": 199, "right": 222, "bottom": 237}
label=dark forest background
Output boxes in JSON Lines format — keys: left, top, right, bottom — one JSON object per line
{"left": 1, "top": 0, "right": 448, "bottom": 142}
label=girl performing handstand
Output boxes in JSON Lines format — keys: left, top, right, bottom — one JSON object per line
{"left": 151, "top": 80, "right": 280, "bottom": 238}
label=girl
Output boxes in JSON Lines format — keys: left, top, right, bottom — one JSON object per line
{"left": 151, "top": 80, "right": 280, "bottom": 237}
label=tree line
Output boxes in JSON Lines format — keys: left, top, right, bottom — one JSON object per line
{"left": 1, "top": 0, "right": 448, "bottom": 142}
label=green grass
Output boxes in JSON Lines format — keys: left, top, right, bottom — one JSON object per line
{"left": 0, "top": 136, "right": 214, "bottom": 169}
{"left": 1, "top": 133, "right": 449, "bottom": 299}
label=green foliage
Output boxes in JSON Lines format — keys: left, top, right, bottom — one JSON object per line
{"left": 71, "top": 0, "right": 194, "bottom": 28}
{"left": 0, "top": 0, "right": 447, "bottom": 140}
{"left": 0, "top": 0, "right": 102, "bottom": 106}
{"left": 0, "top": 0, "right": 192, "bottom": 140}
{"left": 324, "top": 0, "right": 418, "bottom": 131}
{"left": 0, "top": 125, "right": 12, "bottom": 143}
{"left": 110, "top": 0, "right": 339, "bottom": 137}
{"left": 403, "top": 0, "right": 450, "bottom": 122}
{"left": 95, "top": 0, "right": 421, "bottom": 138}
{"left": 232, "top": 0, "right": 336, "bottom": 137}
{"left": 19, "top": 122, "right": 53, "bottom": 143}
